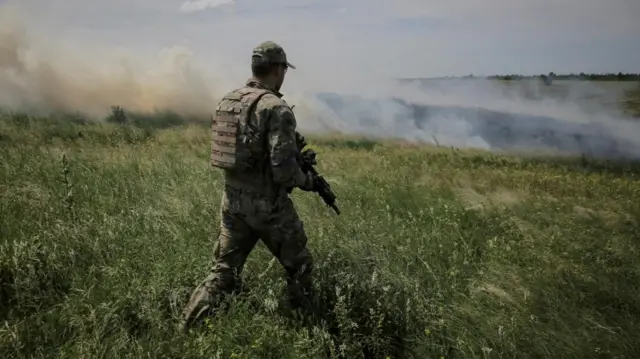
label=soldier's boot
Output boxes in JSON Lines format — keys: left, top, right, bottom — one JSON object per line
{"left": 180, "top": 283, "right": 216, "bottom": 332}
{"left": 180, "top": 272, "right": 235, "bottom": 333}
{"left": 284, "top": 259, "right": 315, "bottom": 322}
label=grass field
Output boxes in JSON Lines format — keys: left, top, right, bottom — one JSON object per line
{"left": 1, "top": 105, "right": 640, "bottom": 359}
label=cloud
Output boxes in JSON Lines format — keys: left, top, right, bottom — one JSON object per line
{"left": 179, "top": 0, "right": 236, "bottom": 13}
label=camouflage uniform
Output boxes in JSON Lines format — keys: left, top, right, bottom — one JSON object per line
{"left": 181, "top": 41, "right": 315, "bottom": 331}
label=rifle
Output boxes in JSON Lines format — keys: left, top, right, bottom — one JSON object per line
{"left": 293, "top": 131, "right": 341, "bottom": 215}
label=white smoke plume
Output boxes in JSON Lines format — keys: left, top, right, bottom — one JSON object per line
{"left": 0, "top": 4, "right": 223, "bottom": 118}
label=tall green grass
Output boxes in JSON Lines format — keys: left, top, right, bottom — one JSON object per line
{"left": 1, "top": 113, "right": 639, "bottom": 358}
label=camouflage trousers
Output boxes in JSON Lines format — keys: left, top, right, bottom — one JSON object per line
{"left": 180, "top": 185, "right": 314, "bottom": 331}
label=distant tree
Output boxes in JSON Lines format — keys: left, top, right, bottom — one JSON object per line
{"left": 473, "top": 72, "right": 640, "bottom": 81}
{"left": 109, "top": 106, "right": 127, "bottom": 124}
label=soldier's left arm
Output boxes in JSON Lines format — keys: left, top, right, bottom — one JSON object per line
{"left": 266, "top": 102, "right": 310, "bottom": 189}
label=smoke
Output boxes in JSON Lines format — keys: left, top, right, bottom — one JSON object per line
{"left": 290, "top": 76, "right": 640, "bottom": 159}
{"left": 1, "top": 2, "right": 640, "bottom": 159}
{"left": 0, "top": 5, "right": 221, "bottom": 118}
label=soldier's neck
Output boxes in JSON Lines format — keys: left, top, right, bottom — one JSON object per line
{"left": 251, "top": 76, "right": 279, "bottom": 92}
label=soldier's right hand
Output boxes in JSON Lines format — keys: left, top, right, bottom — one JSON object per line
{"left": 298, "top": 172, "right": 317, "bottom": 192}
{"left": 301, "top": 149, "right": 317, "bottom": 165}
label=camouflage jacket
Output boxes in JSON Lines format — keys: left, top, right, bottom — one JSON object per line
{"left": 214, "top": 78, "right": 309, "bottom": 197}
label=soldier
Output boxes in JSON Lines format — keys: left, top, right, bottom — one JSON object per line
{"left": 180, "top": 41, "right": 317, "bottom": 332}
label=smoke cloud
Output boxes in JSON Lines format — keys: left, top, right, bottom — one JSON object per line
{"left": 1, "top": 1, "right": 640, "bottom": 159}
{"left": 0, "top": 10, "right": 219, "bottom": 118}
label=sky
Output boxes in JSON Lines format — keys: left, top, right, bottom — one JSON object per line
{"left": 4, "top": 0, "right": 640, "bottom": 79}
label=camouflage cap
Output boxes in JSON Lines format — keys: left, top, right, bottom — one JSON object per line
{"left": 251, "top": 41, "right": 296, "bottom": 69}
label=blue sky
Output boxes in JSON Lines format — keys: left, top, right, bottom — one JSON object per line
{"left": 3, "top": 0, "right": 640, "bottom": 80}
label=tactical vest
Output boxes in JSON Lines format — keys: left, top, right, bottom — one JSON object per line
{"left": 210, "top": 87, "right": 272, "bottom": 172}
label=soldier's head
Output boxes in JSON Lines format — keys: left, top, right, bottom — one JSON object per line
{"left": 251, "top": 41, "right": 295, "bottom": 92}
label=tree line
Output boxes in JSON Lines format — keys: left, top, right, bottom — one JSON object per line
{"left": 483, "top": 72, "right": 640, "bottom": 81}
{"left": 402, "top": 73, "right": 640, "bottom": 82}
